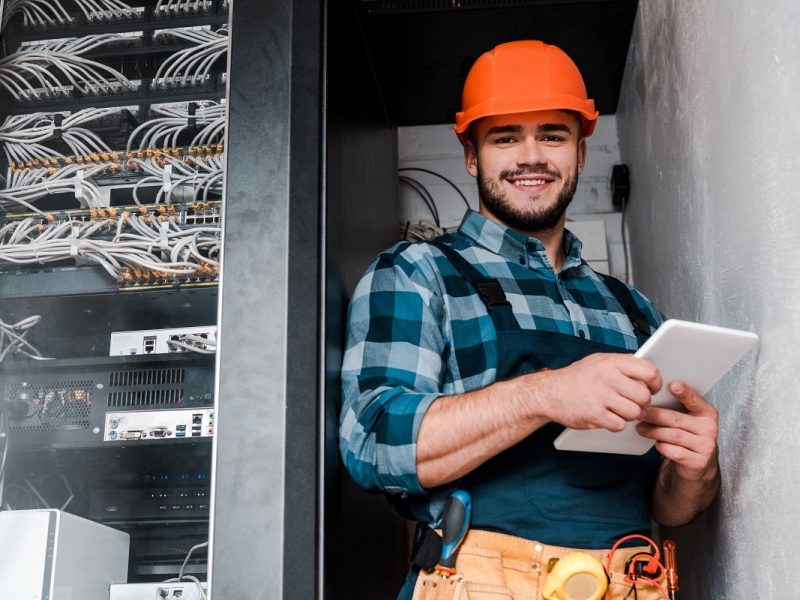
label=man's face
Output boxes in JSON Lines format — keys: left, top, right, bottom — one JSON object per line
{"left": 464, "top": 110, "right": 586, "bottom": 233}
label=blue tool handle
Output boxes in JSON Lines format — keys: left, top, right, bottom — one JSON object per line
{"left": 439, "top": 490, "right": 471, "bottom": 569}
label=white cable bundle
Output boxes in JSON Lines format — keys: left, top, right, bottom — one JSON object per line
{"left": 0, "top": 49, "right": 136, "bottom": 100}
{"left": 122, "top": 101, "right": 225, "bottom": 205}
{"left": 152, "top": 28, "right": 228, "bottom": 89}
{"left": 0, "top": 315, "right": 50, "bottom": 362}
{"left": 72, "top": 0, "right": 138, "bottom": 22}
{"left": 126, "top": 101, "right": 225, "bottom": 152}
{"left": 0, "top": 213, "right": 221, "bottom": 282}
{"left": 0, "top": 108, "right": 121, "bottom": 145}
{"left": 0, "top": 167, "right": 106, "bottom": 212}
{"left": 128, "top": 153, "right": 223, "bottom": 205}
{"left": 24, "top": 32, "right": 141, "bottom": 54}
{"left": 2, "top": 110, "right": 114, "bottom": 183}
{"left": 1, "top": 0, "right": 73, "bottom": 31}
{"left": 400, "top": 220, "right": 447, "bottom": 242}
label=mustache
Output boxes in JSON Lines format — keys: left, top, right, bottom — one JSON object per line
{"left": 499, "top": 167, "right": 561, "bottom": 180}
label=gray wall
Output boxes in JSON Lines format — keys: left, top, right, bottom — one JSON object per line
{"left": 618, "top": 1, "right": 800, "bottom": 598}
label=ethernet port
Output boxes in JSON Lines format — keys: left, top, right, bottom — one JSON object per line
{"left": 143, "top": 336, "right": 157, "bottom": 354}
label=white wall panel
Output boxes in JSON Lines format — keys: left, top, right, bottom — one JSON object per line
{"left": 617, "top": 1, "right": 800, "bottom": 597}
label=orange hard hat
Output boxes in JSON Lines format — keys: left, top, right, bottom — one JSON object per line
{"left": 454, "top": 40, "right": 599, "bottom": 141}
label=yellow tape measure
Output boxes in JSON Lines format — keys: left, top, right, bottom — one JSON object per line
{"left": 541, "top": 552, "right": 608, "bottom": 600}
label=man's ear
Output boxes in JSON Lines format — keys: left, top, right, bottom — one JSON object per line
{"left": 464, "top": 138, "right": 478, "bottom": 178}
{"left": 577, "top": 137, "right": 587, "bottom": 174}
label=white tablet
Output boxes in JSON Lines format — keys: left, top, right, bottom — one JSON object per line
{"left": 553, "top": 319, "right": 759, "bottom": 455}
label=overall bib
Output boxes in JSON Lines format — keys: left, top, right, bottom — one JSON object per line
{"left": 399, "top": 240, "right": 662, "bottom": 600}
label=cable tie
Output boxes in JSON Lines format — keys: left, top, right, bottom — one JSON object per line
{"left": 162, "top": 164, "right": 173, "bottom": 198}
{"left": 69, "top": 225, "right": 81, "bottom": 257}
{"left": 159, "top": 220, "right": 170, "bottom": 250}
{"left": 74, "top": 170, "right": 84, "bottom": 201}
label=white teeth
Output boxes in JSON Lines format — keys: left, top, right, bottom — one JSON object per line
{"left": 514, "top": 179, "right": 547, "bottom": 186}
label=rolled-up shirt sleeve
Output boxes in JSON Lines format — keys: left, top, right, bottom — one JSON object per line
{"left": 339, "top": 243, "right": 445, "bottom": 496}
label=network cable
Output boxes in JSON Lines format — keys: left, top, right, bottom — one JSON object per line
{"left": 398, "top": 167, "right": 472, "bottom": 210}
{"left": 163, "top": 541, "right": 209, "bottom": 600}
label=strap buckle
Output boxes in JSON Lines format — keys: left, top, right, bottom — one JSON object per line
{"left": 474, "top": 278, "right": 510, "bottom": 309}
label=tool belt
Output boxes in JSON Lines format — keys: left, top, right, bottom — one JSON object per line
{"left": 411, "top": 529, "right": 665, "bottom": 600}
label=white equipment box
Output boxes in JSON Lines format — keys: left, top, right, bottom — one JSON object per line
{"left": 109, "top": 326, "right": 217, "bottom": 356}
{"left": 110, "top": 581, "right": 207, "bottom": 599}
{"left": 0, "top": 509, "right": 129, "bottom": 600}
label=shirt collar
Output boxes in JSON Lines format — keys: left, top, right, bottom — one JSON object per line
{"left": 457, "top": 209, "right": 584, "bottom": 273}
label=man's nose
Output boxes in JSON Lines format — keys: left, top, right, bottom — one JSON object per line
{"left": 517, "top": 137, "right": 547, "bottom": 167}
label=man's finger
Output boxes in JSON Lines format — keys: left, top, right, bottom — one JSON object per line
{"left": 636, "top": 422, "right": 715, "bottom": 456}
{"left": 617, "top": 356, "right": 663, "bottom": 394}
{"left": 638, "top": 406, "right": 717, "bottom": 438}
{"left": 669, "top": 382, "right": 717, "bottom": 417}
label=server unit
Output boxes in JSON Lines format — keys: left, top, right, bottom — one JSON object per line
{"left": 0, "top": 509, "right": 129, "bottom": 600}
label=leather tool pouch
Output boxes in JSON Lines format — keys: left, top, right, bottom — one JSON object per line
{"left": 411, "top": 545, "right": 517, "bottom": 600}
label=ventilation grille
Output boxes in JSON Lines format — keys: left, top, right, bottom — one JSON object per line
{"left": 7, "top": 381, "right": 93, "bottom": 431}
{"left": 109, "top": 368, "right": 186, "bottom": 387}
{"left": 107, "top": 388, "right": 184, "bottom": 407}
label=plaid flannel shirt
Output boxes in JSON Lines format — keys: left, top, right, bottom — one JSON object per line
{"left": 339, "top": 210, "right": 664, "bottom": 523}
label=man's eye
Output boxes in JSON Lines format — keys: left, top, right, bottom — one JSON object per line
{"left": 542, "top": 135, "right": 565, "bottom": 142}
{"left": 494, "top": 137, "right": 515, "bottom": 144}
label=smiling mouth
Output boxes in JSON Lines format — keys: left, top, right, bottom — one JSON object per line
{"left": 506, "top": 177, "right": 555, "bottom": 190}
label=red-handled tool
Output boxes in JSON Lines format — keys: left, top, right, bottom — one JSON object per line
{"left": 663, "top": 539, "right": 679, "bottom": 600}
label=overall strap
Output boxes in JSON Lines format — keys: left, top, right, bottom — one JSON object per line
{"left": 429, "top": 240, "right": 519, "bottom": 331}
{"left": 596, "top": 272, "right": 654, "bottom": 346}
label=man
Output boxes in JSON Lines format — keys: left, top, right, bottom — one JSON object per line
{"left": 340, "top": 41, "right": 720, "bottom": 600}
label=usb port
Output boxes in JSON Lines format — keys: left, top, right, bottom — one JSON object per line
{"left": 191, "top": 431, "right": 201, "bottom": 437}
{"left": 176, "top": 430, "right": 186, "bottom": 438}
{"left": 143, "top": 336, "right": 157, "bottom": 354}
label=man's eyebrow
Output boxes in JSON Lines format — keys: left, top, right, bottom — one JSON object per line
{"left": 537, "top": 123, "right": 573, "bottom": 134}
{"left": 485, "top": 125, "right": 522, "bottom": 136}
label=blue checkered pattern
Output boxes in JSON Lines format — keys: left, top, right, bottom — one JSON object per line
{"left": 339, "top": 210, "right": 665, "bottom": 507}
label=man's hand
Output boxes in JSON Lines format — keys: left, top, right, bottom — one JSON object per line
{"left": 636, "top": 382, "right": 719, "bottom": 482}
{"left": 535, "top": 354, "right": 663, "bottom": 432}
{"left": 637, "top": 382, "right": 721, "bottom": 526}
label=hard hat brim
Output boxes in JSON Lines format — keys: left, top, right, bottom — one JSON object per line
{"left": 454, "top": 94, "right": 599, "bottom": 139}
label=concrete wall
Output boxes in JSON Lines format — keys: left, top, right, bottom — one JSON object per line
{"left": 398, "top": 115, "right": 632, "bottom": 281}
{"left": 618, "top": 1, "right": 800, "bottom": 598}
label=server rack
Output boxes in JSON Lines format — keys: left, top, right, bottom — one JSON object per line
{"left": 0, "top": 0, "right": 229, "bottom": 586}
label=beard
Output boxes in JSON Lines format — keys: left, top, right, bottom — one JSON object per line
{"left": 477, "top": 163, "right": 578, "bottom": 232}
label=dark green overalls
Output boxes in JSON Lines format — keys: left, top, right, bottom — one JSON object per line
{"left": 398, "top": 240, "right": 661, "bottom": 600}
